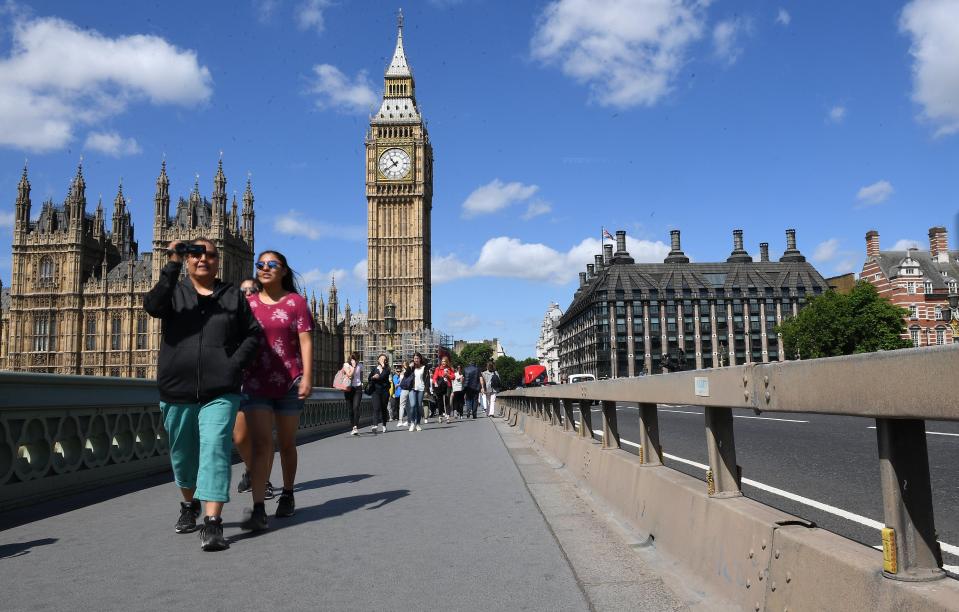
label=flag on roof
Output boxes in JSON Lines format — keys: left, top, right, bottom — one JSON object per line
{"left": 602, "top": 228, "right": 614, "bottom": 240}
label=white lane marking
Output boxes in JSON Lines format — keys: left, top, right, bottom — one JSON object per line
{"left": 660, "top": 408, "right": 808, "bottom": 423}
{"left": 866, "top": 426, "right": 959, "bottom": 438}
{"left": 874, "top": 547, "right": 959, "bottom": 571}
{"left": 573, "top": 420, "right": 959, "bottom": 558}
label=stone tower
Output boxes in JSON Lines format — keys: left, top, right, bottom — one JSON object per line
{"left": 365, "top": 9, "right": 434, "bottom": 342}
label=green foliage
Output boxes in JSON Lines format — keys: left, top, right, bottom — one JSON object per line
{"left": 777, "top": 281, "right": 912, "bottom": 359}
{"left": 492, "top": 355, "right": 542, "bottom": 389}
{"left": 457, "top": 343, "right": 494, "bottom": 368}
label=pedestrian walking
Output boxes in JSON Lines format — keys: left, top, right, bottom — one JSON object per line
{"left": 144, "top": 238, "right": 260, "bottom": 551}
{"left": 368, "top": 353, "right": 390, "bottom": 434}
{"left": 463, "top": 361, "right": 481, "bottom": 419}
{"left": 432, "top": 355, "right": 454, "bottom": 423}
{"left": 481, "top": 360, "right": 502, "bottom": 418}
{"left": 343, "top": 352, "right": 364, "bottom": 435}
{"left": 233, "top": 250, "right": 313, "bottom": 530}
{"left": 391, "top": 363, "right": 403, "bottom": 425}
{"left": 397, "top": 360, "right": 410, "bottom": 428}
{"left": 404, "top": 352, "right": 429, "bottom": 431}
{"left": 451, "top": 365, "right": 465, "bottom": 420}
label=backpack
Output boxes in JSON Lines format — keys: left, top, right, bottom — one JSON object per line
{"left": 333, "top": 368, "right": 350, "bottom": 391}
{"left": 464, "top": 365, "right": 481, "bottom": 391}
{"left": 490, "top": 372, "right": 503, "bottom": 393}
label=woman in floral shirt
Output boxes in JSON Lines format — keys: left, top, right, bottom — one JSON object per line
{"left": 234, "top": 250, "right": 313, "bottom": 531}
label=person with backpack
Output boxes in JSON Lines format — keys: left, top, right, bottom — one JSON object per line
{"left": 342, "top": 352, "right": 363, "bottom": 435}
{"left": 432, "top": 355, "right": 454, "bottom": 423}
{"left": 144, "top": 238, "right": 260, "bottom": 552}
{"left": 450, "top": 365, "right": 465, "bottom": 420}
{"left": 481, "top": 360, "right": 502, "bottom": 418}
{"left": 462, "top": 361, "right": 482, "bottom": 419}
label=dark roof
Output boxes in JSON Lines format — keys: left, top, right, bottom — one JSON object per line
{"left": 562, "top": 260, "right": 829, "bottom": 325}
{"left": 173, "top": 196, "right": 213, "bottom": 229}
{"left": 105, "top": 253, "right": 153, "bottom": 283}
{"left": 874, "top": 249, "right": 959, "bottom": 289}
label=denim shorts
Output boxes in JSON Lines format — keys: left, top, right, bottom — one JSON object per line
{"left": 241, "top": 377, "right": 304, "bottom": 415}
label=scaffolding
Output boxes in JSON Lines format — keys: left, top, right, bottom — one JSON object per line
{"left": 363, "top": 327, "right": 453, "bottom": 370}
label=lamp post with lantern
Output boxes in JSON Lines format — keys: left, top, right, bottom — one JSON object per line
{"left": 384, "top": 301, "right": 397, "bottom": 366}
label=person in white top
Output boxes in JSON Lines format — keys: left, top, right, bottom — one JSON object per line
{"left": 342, "top": 352, "right": 363, "bottom": 435}
{"left": 450, "top": 365, "right": 465, "bottom": 420}
{"left": 402, "top": 352, "right": 428, "bottom": 431}
{"left": 480, "top": 360, "right": 501, "bottom": 418}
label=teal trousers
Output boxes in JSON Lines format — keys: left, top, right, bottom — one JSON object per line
{"left": 160, "top": 394, "right": 241, "bottom": 503}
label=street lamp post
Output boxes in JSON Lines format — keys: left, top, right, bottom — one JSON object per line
{"left": 384, "top": 301, "right": 397, "bottom": 366}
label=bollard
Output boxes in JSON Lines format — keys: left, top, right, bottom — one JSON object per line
{"left": 704, "top": 407, "right": 741, "bottom": 497}
{"left": 638, "top": 402, "right": 662, "bottom": 466}
{"left": 601, "top": 400, "right": 620, "bottom": 449}
{"left": 562, "top": 399, "right": 575, "bottom": 432}
{"left": 876, "top": 418, "right": 944, "bottom": 581}
{"left": 578, "top": 399, "right": 593, "bottom": 439}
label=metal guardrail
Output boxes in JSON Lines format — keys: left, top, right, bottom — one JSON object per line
{"left": 0, "top": 372, "right": 370, "bottom": 511}
{"left": 500, "top": 343, "right": 959, "bottom": 583}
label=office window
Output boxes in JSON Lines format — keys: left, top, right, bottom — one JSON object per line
{"left": 910, "top": 305, "right": 918, "bottom": 319}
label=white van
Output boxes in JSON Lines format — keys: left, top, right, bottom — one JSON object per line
{"left": 568, "top": 373, "right": 596, "bottom": 384}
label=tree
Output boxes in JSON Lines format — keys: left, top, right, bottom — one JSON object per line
{"left": 777, "top": 281, "right": 912, "bottom": 359}
{"left": 458, "top": 343, "right": 494, "bottom": 368}
{"left": 493, "top": 355, "right": 540, "bottom": 389}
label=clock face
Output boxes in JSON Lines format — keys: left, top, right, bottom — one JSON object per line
{"left": 378, "top": 148, "right": 411, "bottom": 180}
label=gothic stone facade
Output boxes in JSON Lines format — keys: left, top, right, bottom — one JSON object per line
{"left": 559, "top": 229, "right": 830, "bottom": 379}
{"left": 860, "top": 227, "right": 959, "bottom": 347}
{"left": 0, "top": 161, "right": 255, "bottom": 377}
{"left": 537, "top": 302, "right": 563, "bottom": 383}
{"left": 363, "top": 15, "right": 434, "bottom": 366}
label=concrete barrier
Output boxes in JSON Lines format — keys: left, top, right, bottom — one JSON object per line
{"left": 508, "top": 409, "right": 959, "bottom": 611}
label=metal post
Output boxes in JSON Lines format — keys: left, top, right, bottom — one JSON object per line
{"left": 638, "top": 402, "right": 662, "bottom": 466}
{"left": 578, "top": 399, "right": 593, "bottom": 439}
{"left": 876, "top": 418, "right": 944, "bottom": 581}
{"left": 704, "top": 407, "right": 741, "bottom": 497}
{"left": 601, "top": 400, "right": 620, "bottom": 449}
{"left": 551, "top": 398, "right": 561, "bottom": 427}
{"left": 562, "top": 399, "right": 575, "bottom": 432}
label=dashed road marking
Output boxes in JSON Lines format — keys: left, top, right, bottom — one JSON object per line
{"left": 866, "top": 426, "right": 959, "bottom": 438}
{"left": 659, "top": 408, "right": 808, "bottom": 423}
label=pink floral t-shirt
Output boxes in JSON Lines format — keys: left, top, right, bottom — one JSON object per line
{"left": 243, "top": 292, "right": 313, "bottom": 398}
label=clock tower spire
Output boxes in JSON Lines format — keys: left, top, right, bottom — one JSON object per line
{"left": 366, "top": 10, "right": 434, "bottom": 353}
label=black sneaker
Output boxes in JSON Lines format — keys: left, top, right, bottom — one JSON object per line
{"left": 240, "top": 505, "right": 269, "bottom": 532}
{"left": 199, "top": 516, "right": 229, "bottom": 551}
{"left": 175, "top": 500, "right": 201, "bottom": 533}
{"left": 275, "top": 493, "right": 295, "bottom": 518}
{"left": 237, "top": 471, "right": 252, "bottom": 493}
{"left": 264, "top": 481, "right": 275, "bottom": 500}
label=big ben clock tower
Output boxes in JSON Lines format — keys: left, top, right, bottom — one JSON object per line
{"left": 366, "top": 10, "right": 433, "bottom": 341}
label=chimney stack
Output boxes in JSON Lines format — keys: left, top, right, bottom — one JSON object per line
{"left": 610, "top": 229, "right": 635, "bottom": 263}
{"left": 779, "top": 228, "right": 806, "bottom": 262}
{"left": 586, "top": 264, "right": 595, "bottom": 280}
{"left": 929, "top": 226, "right": 948, "bottom": 263}
{"left": 664, "top": 229, "right": 690, "bottom": 263}
{"left": 594, "top": 254, "right": 605, "bottom": 273}
{"left": 615, "top": 230, "right": 627, "bottom": 254}
{"left": 727, "top": 229, "right": 752, "bottom": 263}
{"left": 603, "top": 244, "right": 613, "bottom": 264}
{"left": 579, "top": 272, "right": 587, "bottom": 287}
{"left": 866, "top": 230, "right": 880, "bottom": 259}
{"left": 759, "top": 242, "right": 769, "bottom": 262}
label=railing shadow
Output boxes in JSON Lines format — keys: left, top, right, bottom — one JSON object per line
{"left": 0, "top": 537, "right": 58, "bottom": 560}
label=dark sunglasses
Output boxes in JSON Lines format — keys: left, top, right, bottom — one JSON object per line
{"left": 188, "top": 249, "right": 218, "bottom": 259}
{"left": 255, "top": 261, "right": 283, "bottom": 271}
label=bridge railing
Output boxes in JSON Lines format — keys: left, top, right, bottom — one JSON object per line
{"left": 0, "top": 372, "right": 371, "bottom": 511}
{"left": 500, "top": 343, "right": 959, "bottom": 583}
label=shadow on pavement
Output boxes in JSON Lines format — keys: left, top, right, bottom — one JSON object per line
{"left": 294, "top": 474, "right": 373, "bottom": 492}
{"left": 225, "top": 489, "right": 410, "bottom": 544}
{"left": 0, "top": 538, "right": 58, "bottom": 560}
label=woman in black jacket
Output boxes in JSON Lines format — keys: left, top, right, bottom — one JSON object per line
{"left": 368, "top": 353, "right": 391, "bottom": 434}
{"left": 144, "top": 238, "right": 260, "bottom": 552}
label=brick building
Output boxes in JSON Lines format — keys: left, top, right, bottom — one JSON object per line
{"left": 860, "top": 227, "right": 959, "bottom": 347}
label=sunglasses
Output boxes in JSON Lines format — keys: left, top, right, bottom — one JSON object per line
{"left": 255, "top": 261, "right": 283, "bottom": 271}
{"left": 188, "top": 250, "right": 218, "bottom": 260}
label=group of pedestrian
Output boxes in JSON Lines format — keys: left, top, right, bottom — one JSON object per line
{"left": 145, "top": 239, "right": 313, "bottom": 552}
{"left": 338, "top": 352, "right": 505, "bottom": 434}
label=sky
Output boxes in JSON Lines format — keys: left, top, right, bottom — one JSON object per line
{"left": 0, "top": 0, "right": 957, "bottom": 359}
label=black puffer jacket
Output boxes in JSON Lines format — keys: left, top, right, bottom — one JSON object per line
{"left": 144, "top": 261, "right": 261, "bottom": 403}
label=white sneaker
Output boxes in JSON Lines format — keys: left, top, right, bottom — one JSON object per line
{"left": 409, "top": 424, "right": 415, "bottom": 432}
{"left": 398, "top": 421, "right": 406, "bottom": 428}
{"left": 423, "top": 418, "right": 429, "bottom": 424}
{"left": 380, "top": 425, "right": 387, "bottom": 433}
{"left": 350, "top": 427, "right": 358, "bottom": 436}
{"left": 371, "top": 425, "right": 377, "bottom": 434}
{"left": 415, "top": 424, "right": 422, "bottom": 431}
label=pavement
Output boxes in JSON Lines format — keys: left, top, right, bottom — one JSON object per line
{"left": 0, "top": 413, "right": 715, "bottom": 611}
{"left": 582, "top": 403, "right": 959, "bottom": 574}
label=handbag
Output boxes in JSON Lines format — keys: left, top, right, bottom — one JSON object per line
{"left": 333, "top": 368, "right": 350, "bottom": 391}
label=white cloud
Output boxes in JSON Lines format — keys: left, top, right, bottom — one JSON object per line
{"left": 522, "top": 200, "right": 553, "bottom": 220}
{"left": 828, "top": 105, "right": 846, "bottom": 123}
{"left": 713, "top": 18, "right": 747, "bottom": 65}
{"left": 775, "top": 8, "right": 791, "bottom": 25}
{"left": 297, "top": 0, "right": 332, "bottom": 33}
{"left": 0, "top": 15, "right": 211, "bottom": 152}
{"left": 446, "top": 312, "right": 481, "bottom": 331}
{"left": 812, "top": 238, "right": 840, "bottom": 262}
{"left": 531, "top": 0, "right": 710, "bottom": 108}
{"left": 900, "top": 0, "right": 959, "bottom": 136}
{"left": 856, "top": 180, "right": 894, "bottom": 206}
{"left": 273, "top": 210, "right": 364, "bottom": 241}
{"left": 892, "top": 238, "right": 921, "bottom": 251}
{"left": 352, "top": 259, "right": 367, "bottom": 283}
{"left": 462, "top": 179, "right": 539, "bottom": 218}
{"left": 83, "top": 131, "right": 141, "bottom": 157}
{"left": 433, "top": 234, "right": 670, "bottom": 285}
{"left": 308, "top": 64, "right": 377, "bottom": 113}
{"left": 254, "top": 0, "right": 282, "bottom": 22}
{"left": 0, "top": 210, "right": 14, "bottom": 228}
{"left": 301, "top": 266, "right": 348, "bottom": 288}
{"left": 833, "top": 256, "right": 861, "bottom": 274}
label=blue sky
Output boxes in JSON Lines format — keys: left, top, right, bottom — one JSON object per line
{"left": 1, "top": 0, "right": 958, "bottom": 359}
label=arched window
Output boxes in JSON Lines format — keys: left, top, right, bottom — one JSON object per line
{"left": 111, "top": 314, "right": 122, "bottom": 350}
{"left": 136, "top": 315, "right": 148, "bottom": 350}
{"left": 39, "top": 257, "right": 54, "bottom": 283}
{"left": 85, "top": 316, "right": 97, "bottom": 351}
{"left": 910, "top": 327, "right": 921, "bottom": 347}
{"left": 33, "top": 313, "right": 55, "bottom": 351}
